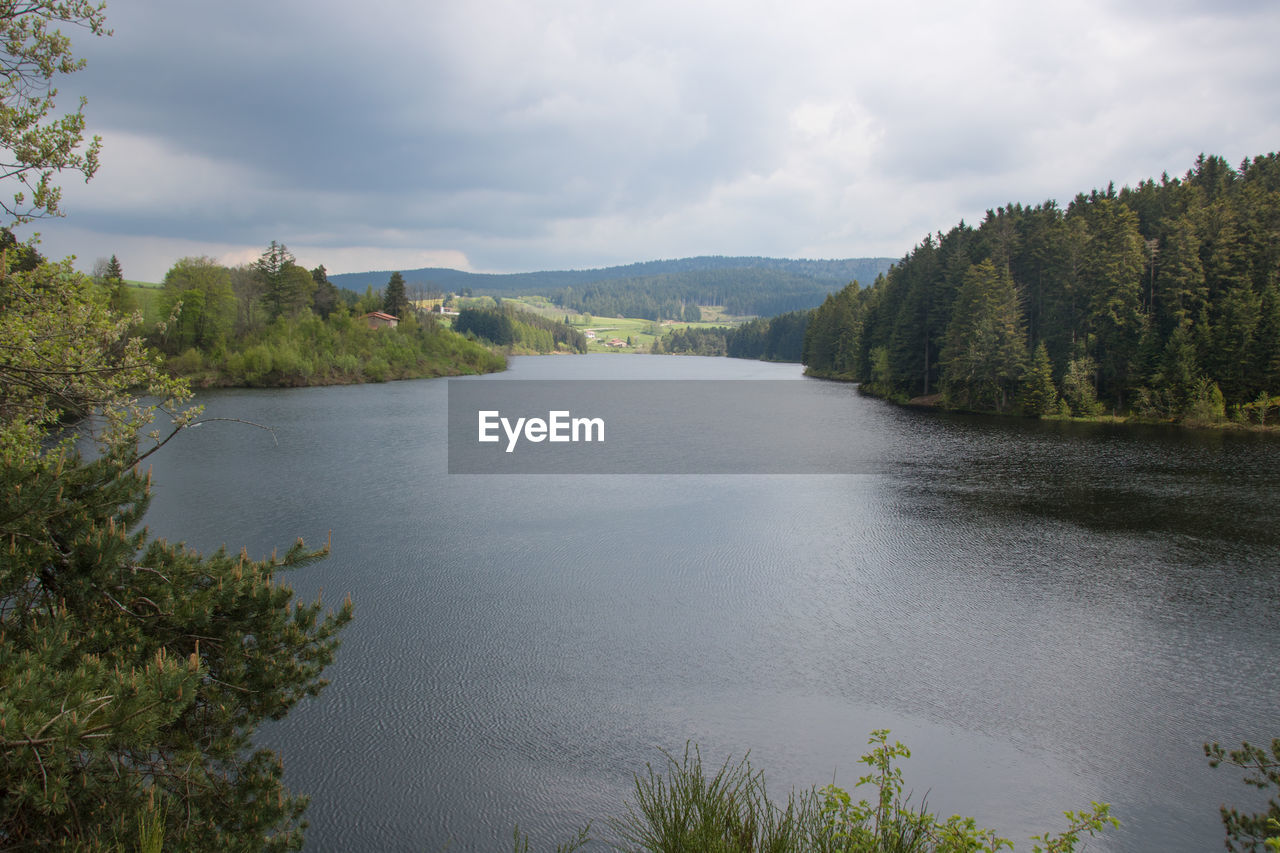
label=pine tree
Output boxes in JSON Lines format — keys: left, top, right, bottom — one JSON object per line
{"left": 310, "top": 264, "right": 340, "bottom": 318}
{"left": 0, "top": 260, "right": 351, "bottom": 849}
{"left": 105, "top": 253, "right": 123, "bottom": 281}
{"left": 383, "top": 271, "right": 407, "bottom": 317}
{"left": 255, "top": 241, "right": 314, "bottom": 320}
{"left": 1021, "top": 341, "right": 1058, "bottom": 417}
{"left": 940, "top": 260, "right": 1028, "bottom": 412}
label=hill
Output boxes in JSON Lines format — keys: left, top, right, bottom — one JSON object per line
{"left": 329, "top": 255, "right": 895, "bottom": 319}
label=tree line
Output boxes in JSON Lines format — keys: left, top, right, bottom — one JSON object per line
{"left": 142, "top": 243, "right": 503, "bottom": 386}
{"left": 652, "top": 310, "right": 809, "bottom": 362}
{"left": 803, "top": 152, "right": 1280, "bottom": 423}
{"left": 556, "top": 267, "right": 847, "bottom": 320}
{"left": 452, "top": 302, "right": 588, "bottom": 353}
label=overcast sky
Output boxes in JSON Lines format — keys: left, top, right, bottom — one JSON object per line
{"left": 19, "top": 0, "right": 1280, "bottom": 282}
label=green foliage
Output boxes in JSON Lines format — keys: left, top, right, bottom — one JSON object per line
{"left": 255, "top": 241, "right": 314, "bottom": 320}
{"left": 1060, "top": 355, "right": 1103, "bottom": 417}
{"left": 1183, "top": 377, "right": 1226, "bottom": 426}
{"left": 656, "top": 325, "right": 729, "bottom": 357}
{"left": 0, "top": 259, "right": 184, "bottom": 458}
{"left": 208, "top": 309, "right": 504, "bottom": 387}
{"left": 801, "top": 151, "right": 1280, "bottom": 423}
{"left": 0, "top": 257, "right": 352, "bottom": 848}
{"left": 310, "top": 264, "right": 340, "bottom": 318}
{"left": 453, "top": 304, "right": 586, "bottom": 354}
{"left": 383, "top": 270, "right": 407, "bottom": 317}
{"left": 940, "top": 260, "right": 1028, "bottom": 412}
{"left": 0, "top": 0, "right": 107, "bottom": 223}
{"left": 1206, "top": 738, "right": 1280, "bottom": 851}
{"left": 155, "top": 256, "right": 236, "bottom": 354}
{"left": 0, "top": 226, "right": 45, "bottom": 272}
{"left": 609, "top": 743, "right": 823, "bottom": 853}
{"left": 720, "top": 311, "right": 809, "bottom": 362}
{"left": 145, "top": 251, "right": 506, "bottom": 387}
{"left": 1021, "top": 342, "right": 1058, "bottom": 417}
{"left": 0, "top": 450, "right": 352, "bottom": 849}
{"left": 583, "top": 730, "right": 1117, "bottom": 853}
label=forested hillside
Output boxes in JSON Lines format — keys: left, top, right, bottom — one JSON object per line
{"left": 451, "top": 302, "right": 588, "bottom": 352}
{"left": 331, "top": 255, "right": 895, "bottom": 319}
{"left": 803, "top": 153, "right": 1280, "bottom": 423}
{"left": 654, "top": 311, "right": 809, "bottom": 362}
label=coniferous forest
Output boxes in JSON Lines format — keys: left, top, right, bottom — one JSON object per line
{"left": 802, "top": 153, "right": 1280, "bottom": 424}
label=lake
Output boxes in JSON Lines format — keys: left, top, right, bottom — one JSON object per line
{"left": 140, "top": 354, "right": 1280, "bottom": 851}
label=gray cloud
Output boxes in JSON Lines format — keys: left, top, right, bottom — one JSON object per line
{"left": 24, "top": 0, "right": 1280, "bottom": 281}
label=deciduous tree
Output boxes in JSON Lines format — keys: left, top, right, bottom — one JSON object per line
{"left": 156, "top": 256, "right": 236, "bottom": 354}
{"left": 0, "top": 0, "right": 108, "bottom": 223}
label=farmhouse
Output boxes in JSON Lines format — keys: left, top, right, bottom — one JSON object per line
{"left": 363, "top": 311, "right": 399, "bottom": 329}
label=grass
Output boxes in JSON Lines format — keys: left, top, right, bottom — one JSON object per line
{"left": 521, "top": 731, "right": 1117, "bottom": 853}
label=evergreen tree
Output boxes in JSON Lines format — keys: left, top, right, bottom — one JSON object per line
{"left": 255, "top": 241, "right": 314, "bottom": 320}
{"left": 1079, "top": 198, "right": 1145, "bottom": 408}
{"left": 310, "top": 264, "right": 340, "bottom": 319}
{"left": 940, "top": 260, "right": 1027, "bottom": 412}
{"left": 0, "top": 260, "right": 352, "bottom": 849}
{"left": 383, "top": 271, "right": 407, "bottom": 317}
{"left": 105, "top": 253, "right": 123, "bottom": 282}
{"left": 1061, "top": 353, "right": 1102, "bottom": 416}
{"left": 1021, "top": 341, "right": 1058, "bottom": 417}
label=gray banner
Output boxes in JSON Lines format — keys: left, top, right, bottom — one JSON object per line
{"left": 447, "top": 379, "right": 875, "bottom": 474}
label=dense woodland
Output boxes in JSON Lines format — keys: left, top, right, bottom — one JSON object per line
{"left": 557, "top": 268, "right": 823, "bottom": 319}
{"left": 654, "top": 311, "right": 809, "bottom": 362}
{"left": 452, "top": 302, "right": 588, "bottom": 352}
{"left": 803, "top": 153, "right": 1280, "bottom": 423}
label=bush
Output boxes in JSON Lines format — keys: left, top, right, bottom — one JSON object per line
{"left": 364, "top": 356, "right": 390, "bottom": 383}
{"left": 171, "top": 347, "right": 204, "bottom": 375}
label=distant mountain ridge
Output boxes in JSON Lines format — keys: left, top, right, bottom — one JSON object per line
{"left": 329, "top": 255, "right": 896, "bottom": 318}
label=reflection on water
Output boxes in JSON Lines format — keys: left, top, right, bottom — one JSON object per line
{"left": 140, "top": 355, "right": 1280, "bottom": 852}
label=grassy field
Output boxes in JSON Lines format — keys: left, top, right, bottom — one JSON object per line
{"left": 506, "top": 296, "right": 748, "bottom": 352}
{"left": 124, "top": 281, "right": 164, "bottom": 325}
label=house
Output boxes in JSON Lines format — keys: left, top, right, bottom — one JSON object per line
{"left": 363, "top": 311, "right": 399, "bottom": 329}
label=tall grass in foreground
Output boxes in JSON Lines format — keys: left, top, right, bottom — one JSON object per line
{"left": 519, "top": 730, "right": 1118, "bottom": 853}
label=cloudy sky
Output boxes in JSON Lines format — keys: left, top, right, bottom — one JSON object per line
{"left": 21, "top": 0, "right": 1280, "bottom": 282}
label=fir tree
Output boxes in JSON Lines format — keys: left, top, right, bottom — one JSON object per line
{"left": 940, "top": 260, "right": 1027, "bottom": 412}
{"left": 383, "top": 270, "right": 407, "bottom": 317}
{"left": 1021, "top": 341, "right": 1058, "bottom": 417}
{"left": 255, "top": 241, "right": 314, "bottom": 320}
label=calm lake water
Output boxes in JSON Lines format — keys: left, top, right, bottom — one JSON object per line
{"left": 140, "top": 354, "right": 1280, "bottom": 852}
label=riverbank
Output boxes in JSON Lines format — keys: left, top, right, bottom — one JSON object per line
{"left": 809, "top": 369, "right": 1280, "bottom": 433}
{"left": 163, "top": 313, "right": 507, "bottom": 388}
